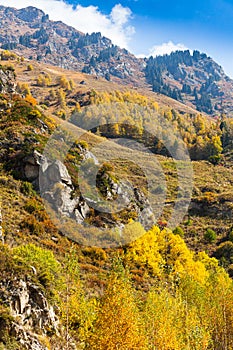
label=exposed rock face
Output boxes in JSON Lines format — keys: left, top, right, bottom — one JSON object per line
{"left": 23, "top": 148, "right": 90, "bottom": 224}
{"left": 10, "top": 325, "right": 48, "bottom": 350}
{"left": 0, "top": 5, "right": 233, "bottom": 115}
{"left": 0, "top": 66, "right": 16, "bottom": 93}
{"left": 16, "top": 6, "right": 45, "bottom": 22}
{"left": 24, "top": 147, "right": 155, "bottom": 230}
{"left": 41, "top": 159, "right": 82, "bottom": 218}
{"left": 0, "top": 279, "right": 59, "bottom": 350}
{"left": 24, "top": 150, "right": 48, "bottom": 181}
{"left": 134, "top": 188, "right": 155, "bottom": 229}
{"left": 0, "top": 6, "right": 233, "bottom": 114}
{"left": 0, "top": 5, "right": 144, "bottom": 86}
{"left": 95, "top": 169, "right": 155, "bottom": 229}
{"left": 145, "top": 50, "right": 233, "bottom": 116}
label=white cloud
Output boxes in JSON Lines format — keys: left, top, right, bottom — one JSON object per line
{"left": 111, "top": 4, "right": 131, "bottom": 26}
{"left": 149, "top": 41, "right": 190, "bottom": 57}
{"left": 0, "top": 0, "right": 135, "bottom": 48}
{"left": 136, "top": 41, "right": 190, "bottom": 58}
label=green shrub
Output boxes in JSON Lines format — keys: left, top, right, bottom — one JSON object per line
{"left": 24, "top": 198, "right": 43, "bottom": 214}
{"left": 173, "top": 226, "right": 185, "bottom": 237}
{"left": 204, "top": 228, "right": 217, "bottom": 243}
{"left": 0, "top": 243, "right": 29, "bottom": 279}
{"left": 214, "top": 241, "right": 233, "bottom": 265}
{"left": 228, "top": 229, "right": 233, "bottom": 243}
{"left": 184, "top": 217, "right": 193, "bottom": 226}
{"left": 208, "top": 154, "right": 221, "bottom": 165}
{"left": 13, "top": 244, "right": 61, "bottom": 291}
{"left": 20, "top": 182, "right": 36, "bottom": 196}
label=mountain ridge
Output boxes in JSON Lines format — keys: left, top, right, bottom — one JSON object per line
{"left": 0, "top": 5, "right": 145, "bottom": 86}
{"left": 0, "top": 5, "right": 233, "bottom": 116}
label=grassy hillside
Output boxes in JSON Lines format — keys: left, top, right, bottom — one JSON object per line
{"left": 1, "top": 51, "right": 233, "bottom": 262}
{"left": 1, "top": 53, "right": 233, "bottom": 349}
{"left": 0, "top": 50, "right": 202, "bottom": 115}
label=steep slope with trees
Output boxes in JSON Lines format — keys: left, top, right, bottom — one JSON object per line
{"left": 145, "top": 50, "right": 233, "bottom": 116}
{"left": 1, "top": 23, "right": 233, "bottom": 349}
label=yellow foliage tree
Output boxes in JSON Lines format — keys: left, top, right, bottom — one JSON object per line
{"left": 69, "top": 79, "right": 75, "bottom": 90}
{"left": 156, "top": 228, "right": 209, "bottom": 284}
{"left": 27, "top": 64, "right": 33, "bottom": 71}
{"left": 58, "top": 75, "right": 72, "bottom": 91}
{"left": 18, "top": 83, "right": 31, "bottom": 96}
{"left": 87, "top": 260, "right": 147, "bottom": 350}
{"left": 36, "top": 73, "right": 51, "bottom": 87}
{"left": 25, "top": 94, "right": 37, "bottom": 106}
{"left": 125, "top": 225, "right": 164, "bottom": 277}
{"left": 0, "top": 50, "right": 17, "bottom": 60}
{"left": 144, "top": 287, "right": 210, "bottom": 350}
{"left": 57, "top": 88, "right": 67, "bottom": 109}
{"left": 60, "top": 248, "right": 96, "bottom": 349}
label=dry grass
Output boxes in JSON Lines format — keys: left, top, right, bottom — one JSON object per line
{"left": 1, "top": 54, "right": 233, "bottom": 261}
{"left": 0, "top": 55, "right": 201, "bottom": 118}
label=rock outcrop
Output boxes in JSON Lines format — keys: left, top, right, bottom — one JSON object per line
{"left": 134, "top": 188, "right": 155, "bottom": 229}
{"left": 23, "top": 147, "right": 155, "bottom": 230}
{"left": 0, "top": 279, "right": 59, "bottom": 350}
{"left": 0, "top": 66, "right": 16, "bottom": 93}
{"left": 24, "top": 150, "right": 48, "bottom": 182}
{"left": 41, "top": 159, "right": 83, "bottom": 220}
{"left": 23, "top": 147, "right": 92, "bottom": 225}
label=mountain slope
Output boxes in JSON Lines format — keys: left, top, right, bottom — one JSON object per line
{"left": 3, "top": 50, "right": 201, "bottom": 117}
{"left": 0, "top": 57, "right": 232, "bottom": 253}
{"left": 0, "top": 5, "right": 233, "bottom": 116}
{"left": 145, "top": 50, "right": 233, "bottom": 115}
{"left": 0, "top": 5, "right": 145, "bottom": 86}
{"left": 1, "top": 63, "right": 233, "bottom": 349}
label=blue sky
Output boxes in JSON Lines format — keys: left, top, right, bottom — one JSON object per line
{"left": 66, "top": 0, "right": 233, "bottom": 77}
{"left": 0, "top": 0, "right": 232, "bottom": 77}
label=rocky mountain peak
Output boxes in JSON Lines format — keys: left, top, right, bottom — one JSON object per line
{"left": 16, "top": 6, "right": 46, "bottom": 22}
{"left": 145, "top": 50, "right": 233, "bottom": 115}
{"left": 0, "top": 5, "right": 144, "bottom": 84}
{"left": 0, "top": 5, "right": 233, "bottom": 115}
